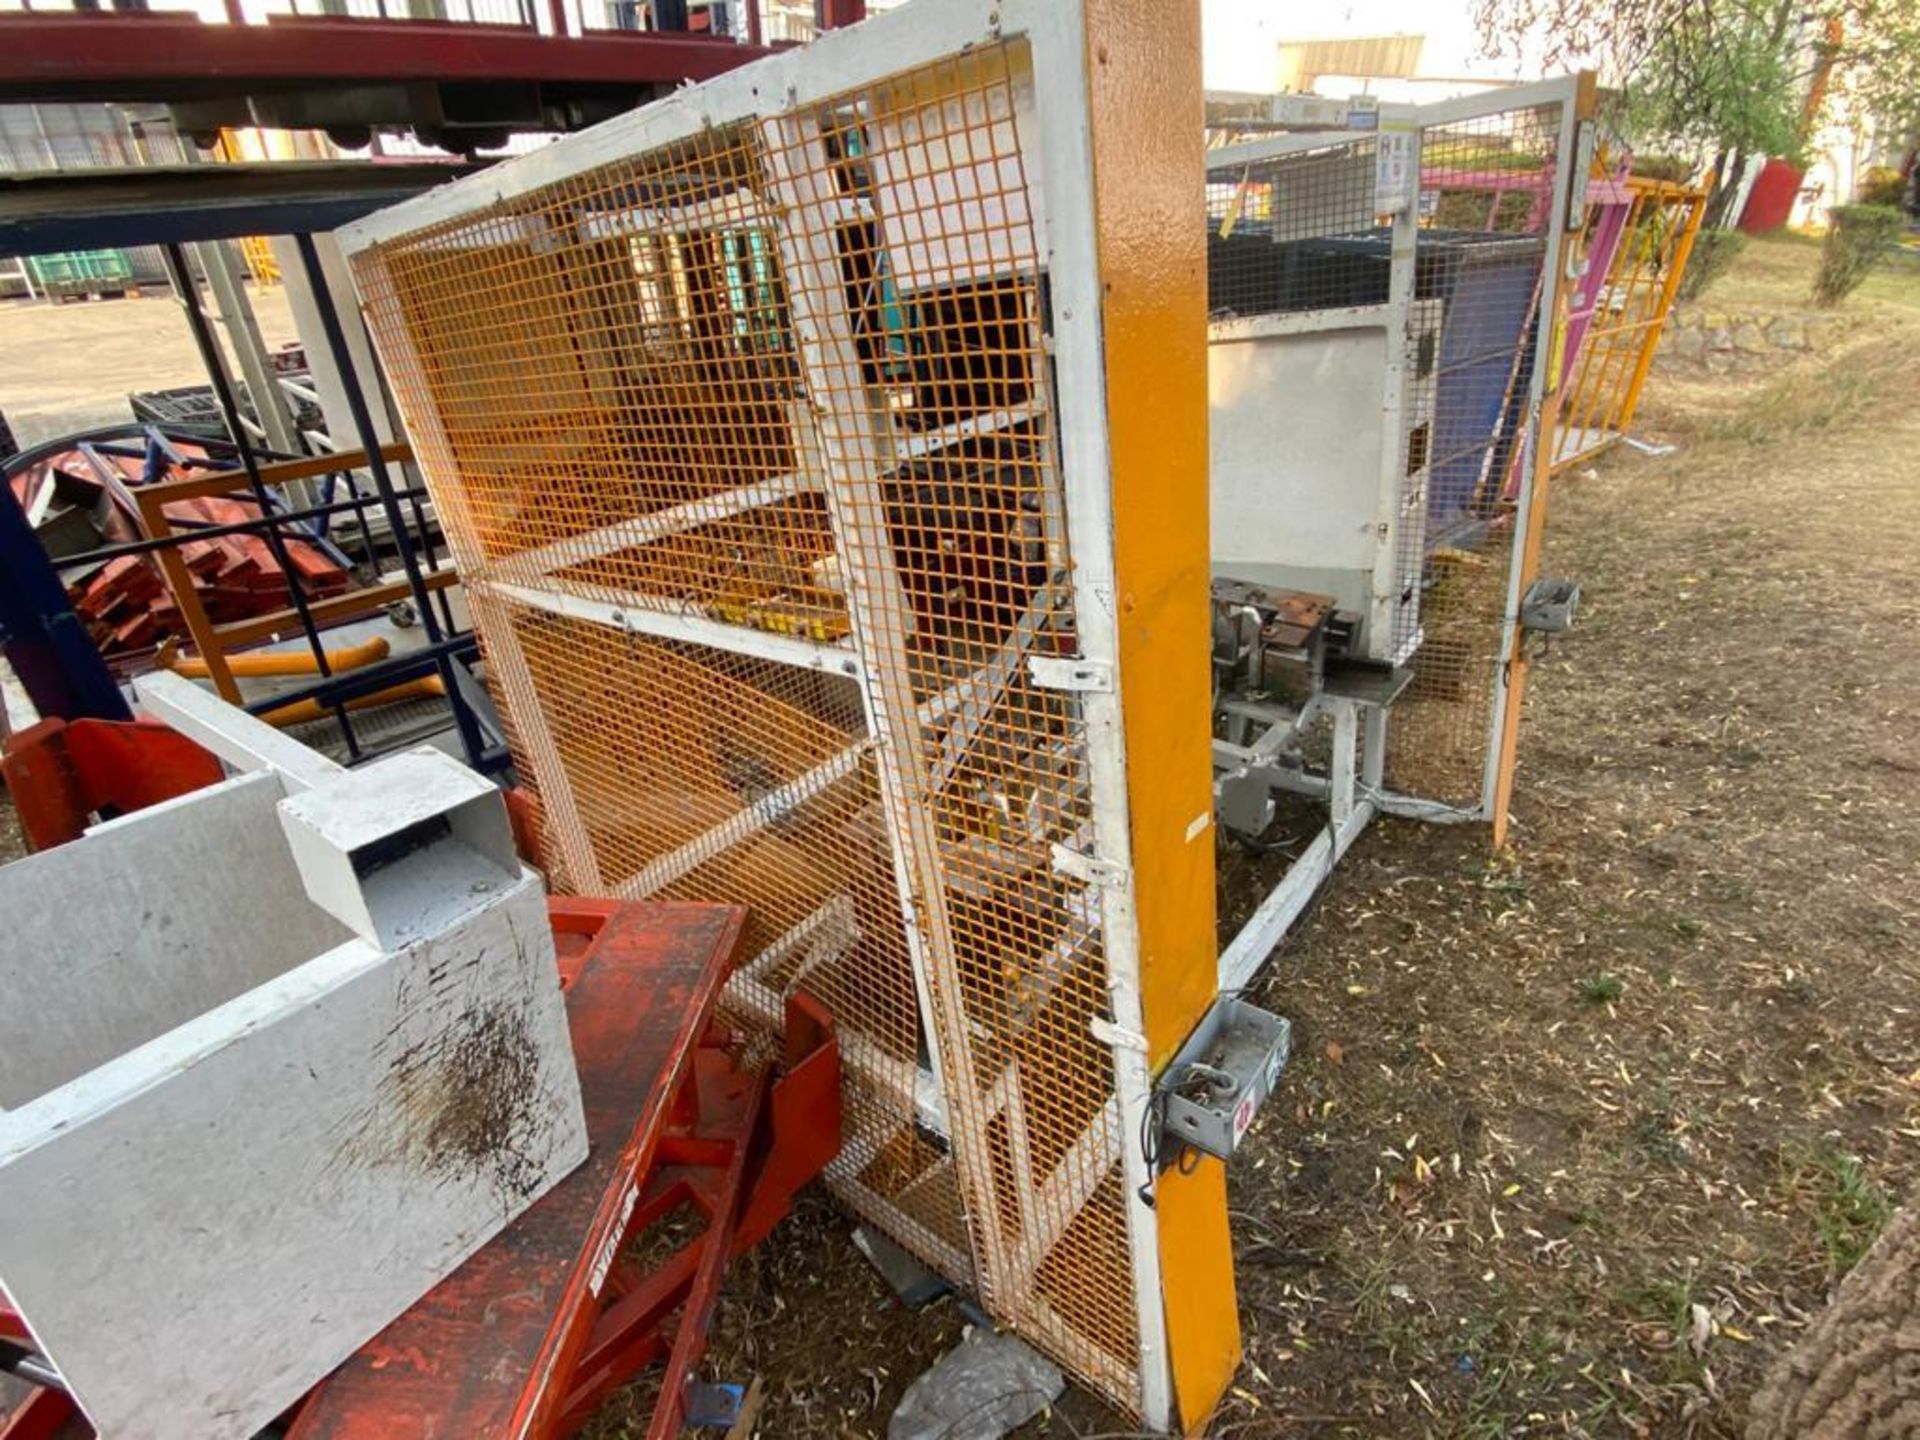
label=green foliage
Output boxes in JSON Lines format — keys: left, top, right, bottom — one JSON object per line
{"left": 1478, "top": 0, "right": 1920, "bottom": 176}
{"left": 1675, "top": 228, "right": 1748, "bottom": 302}
{"left": 1434, "top": 187, "right": 1539, "bottom": 232}
{"left": 1619, "top": 1271, "right": 1697, "bottom": 1334}
{"left": 1622, "top": 0, "right": 1805, "bottom": 161}
{"left": 1577, "top": 974, "right": 1625, "bottom": 1006}
{"left": 1839, "top": 0, "right": 1920, "bottom": 141}
{"left": 1857, "top": 166, "right": 1906, "bottom": 209}
{"left": 1812, "top": 203, "right": 1905, "bottom": 306}
{"left": 1787, "top": 1142, "right": 1895, "bottom": 1277}
{"left": 1629, "top": 154, "right": 1694, "bottom": 184}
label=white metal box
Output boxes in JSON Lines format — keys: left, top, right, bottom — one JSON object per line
{"left": 0, "top": 744, "right": 587, "bottom": 1440}
{"left": 1208, "top": 299, "right": 1442, "bottom": 664}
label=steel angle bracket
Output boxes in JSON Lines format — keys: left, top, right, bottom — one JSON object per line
{"left": 1026, "top": 655, "right": 1114, "bottom": 692}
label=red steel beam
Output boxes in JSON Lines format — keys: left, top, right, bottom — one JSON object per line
{"left": 0, "top": 1389, "right": 80, "bottom": 1440}
{"left": 817, "top": 0, "right": 866, "bottom": 29}
{"left": 0, "top": 13, "right": 780, "bottom": 96}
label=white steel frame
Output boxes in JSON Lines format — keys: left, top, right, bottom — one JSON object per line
{"left": 342, "top": 1, "right": 1177, "bottom": 1422}
{"left": 1207, "top": 78, "right": 1583, "bottom": 989}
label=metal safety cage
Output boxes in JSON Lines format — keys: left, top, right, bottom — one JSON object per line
{"left": 1203, "top": 79, "right": 1588, "bottom": 986}
{"left": 1552, "top": 172, "right": 1706, "bottom": 473}
{"left": 1387, "top": 84, "right": 1585, "bottom": 821}
{"left": 340, "top": 3, "right": 1225, "bottom": 1429}
{"left": 1205, "top": 117, "right": 1437, "bottom": 666}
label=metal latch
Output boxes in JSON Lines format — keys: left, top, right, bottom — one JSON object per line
{"left": 1520, "top": 576, "right": 1581, "bottom": 634}
{"left": 1150, "top": 997, "right": 1291, "bottom": 1166}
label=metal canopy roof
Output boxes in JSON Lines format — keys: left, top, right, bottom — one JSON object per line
{"left": 0, "top": 12, "right": 782, "bottom": 142}
{"left": 0, "top": 13, "right": 770, "bottom": 96}
{"left": 0, "top": 161, "right": 480, "bottom": 257}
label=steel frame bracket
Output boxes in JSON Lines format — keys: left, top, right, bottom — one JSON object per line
{"left": 0, "top": 712, "right": 226, "bottom": 851}
{"left": 1050, "top": 840, "right": 1129, "bottom": 888}
{"left": 1089, "top": 1016, "right": 1149, "bottom": 1054}
{"left": 1025, "top": 655, "right": 1114, "bottom": 692}
{"left": 1150, "top": 997, "right": 1292, "bottom": 1166}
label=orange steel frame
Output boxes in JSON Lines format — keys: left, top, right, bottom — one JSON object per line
{"left": 1079, "top": 1, "right": 1237, "bottom": 1427}
{"left": 1491, "top": 73, "right": 1600, "bottom": 847}
{"left": 1551, "top": 174, "right": 1707, "bottom": 475}
{"left": 127, "top": 443, "right": 461, "bottom": 703}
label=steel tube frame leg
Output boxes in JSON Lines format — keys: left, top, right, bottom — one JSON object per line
{"left": 1361, "top": 701, "right": 1388, "bottom": 790}
{"left": 1329, "top": 697, "right": 1358, "bottom": 827}
{"left": 160, "top": 242, "right": 363, "bottom": 759}
{"left": 291, "top": 233, "right": 487, "bottom": 770}
{"left": 190, "top": 236, "right": 303, "bottom": 461}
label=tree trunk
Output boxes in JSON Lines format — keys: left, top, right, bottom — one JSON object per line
{"left": 1747, "top": 1200, "right": 1920, "bottom": 1440}
{"left": 1705, "top": 149, "right": 1742, "bottom": 229}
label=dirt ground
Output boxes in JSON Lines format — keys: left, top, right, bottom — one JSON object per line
{"left": 0, "top": 284, "right": 299, "bottom": 448}
{"left": 687, "top": 236, "right": 1920, "bottom": 1437}
{"left": 3, "top": 237, "right": 1914, "bottom": 1438}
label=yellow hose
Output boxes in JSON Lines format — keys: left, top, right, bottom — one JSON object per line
{"left": 260, "top": 674, "right": 446, "bottom": 729}
{"left": 168, "top": 635, "right": 392, "bottom": 679}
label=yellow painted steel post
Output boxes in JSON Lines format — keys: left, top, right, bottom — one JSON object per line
{"left": 1082, "top": 0, "right": 1240, "bottom": 1429}
{"left": 1552, "top": 176, "right": 1707, "bottom": 475}
{"left": 1568, "top": 181, "right": 1662, "bottom": 461}
{"left": 1491, "top": 72, "right": 1599, "bottom": 849}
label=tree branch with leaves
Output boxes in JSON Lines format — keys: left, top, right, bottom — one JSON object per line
{"left": 1476, "top": 0, "right": 1920, "bottom": 219}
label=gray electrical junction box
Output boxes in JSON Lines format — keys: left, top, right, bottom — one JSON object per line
{"left": 1154, "top": 997, "right": 1292, "bottom": 1164}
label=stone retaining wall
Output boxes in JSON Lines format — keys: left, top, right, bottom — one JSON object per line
{"left": 1657, "top": 306, "right": 1854, "bottom": 367}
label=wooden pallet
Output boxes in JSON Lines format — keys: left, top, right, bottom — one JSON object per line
{"left": 47, "top": 283, "right": 141, "bottom": 304}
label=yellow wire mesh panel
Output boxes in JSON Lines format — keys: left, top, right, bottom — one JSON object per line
{"left": 357, "top": 127, "right": 848, "bottom": 636}
{"left": 1385, "top": 102, "right": 1563, "bottom": 808}
{"left": 468, "top": 587, "right": 980, "bottom": 1279}
{"left": 1553, "top": 175, "right": 1706, "bottom": 473}
{"left": 757, "top": 45, "right": 1140, "bottom": 1403}
{"left": 353, "top": 35, "right": 1145, "bottom": 1415}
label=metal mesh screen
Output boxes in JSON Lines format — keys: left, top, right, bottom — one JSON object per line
{"left": 354, "top": 37, "right": 1144, "bottom": 1413}
{"left": 1205, "top": 138, "right": 1383, "bottom": 319}
{"left": 1204, "top": 134, "right": 1437, "bottom": 664}
{"left": 1554, "top": 175, "right": 1706, "bottom": 472}
{"left": 1385, "top": 102, "right": 1561, "bottom": 807}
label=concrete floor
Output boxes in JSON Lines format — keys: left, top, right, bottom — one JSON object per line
{"left": 0, "top": 284, "right": 300, "bottom": 449}
{"left": 0, "top": 280, "right": 479, "bottom": 763}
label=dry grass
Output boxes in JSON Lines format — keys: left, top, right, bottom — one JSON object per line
{"left": 1683, "top": 230, "right": 1920, "bottom": 322}
{"left": 1197, "top": 239, "right": 1920, "bottom": 1438}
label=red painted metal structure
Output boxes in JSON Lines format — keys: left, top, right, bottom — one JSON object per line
{"left": 1739, "top": 158, "right": 1808, "bottom": 234}
{"left": 0, "top": 715, "right": 224, "bottom": 851}
{"left": 816, "top": 0, "right": 867, "bottom": 29}
{"left": 0, "top": 6, "right": 789, "bottom": 145}
{"left": 0, "top": 1, "right": 873, "bottom": 141}
{"left": 0, "top": 725, "right": 842, "bottom": 1440}
{"left": 0, "top": 1307, "right": 79, "bottom": 1440}
{"left": 0, "top": 12, "right": 773, "bottom": 96}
